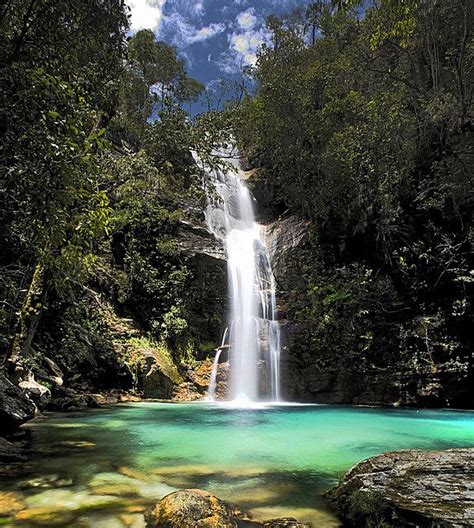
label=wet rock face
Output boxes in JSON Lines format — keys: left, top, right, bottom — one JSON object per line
{"left": 280, "top": 330, "right": 473, "bottom": 407}
{"left": 0, "top": 373, "right": 35, "bottom": 433}
{"left": 175, "top": 219, "right": 226, "bottom": 262}
{"left": 327, "top": 448, "right": 474, "bottom": 527}
{"left": 264, "top": 216, "right": 309, "bottom": 296}
{"left": 145, "top": 489, "right": 248, "bottom": 528}
{"left": 264, "top": 212, "right": 472, "bottom": 407}
{"left": 175, "top": 216, "right": 227, "bottom": 360}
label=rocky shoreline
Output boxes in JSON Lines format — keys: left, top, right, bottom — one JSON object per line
{"left": 327, "top": 448, "right": 474, "bottom": 527}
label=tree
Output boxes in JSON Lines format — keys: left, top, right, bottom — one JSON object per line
{"left": 0, "top": 0, "right": 128, "bottom": 375}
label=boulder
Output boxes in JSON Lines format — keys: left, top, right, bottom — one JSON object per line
{"left": 144, "top": 489, "right": 309, "bottom": 528}
{"left": 145, "top": 489, "right": 250, "bottom": 527}
{"left": 141, "top": 349, "right": 181, "bottom": 399}
{"left": 19, "top": 374, "right": 51, "bottom": 405}
{"left": 326, "top": 448, "right": 474, "bottom": 527}
{"left": 0, "top": 436, "right": 27, "bottom": 462}
{"left": 0, "top": 372, "right": 36, "bottom": 433}
{"left": 262, "top": 520, "right": 309, "bottom": 528}
{"left": 46, "top": 387, "right": 88, "bottom": 411}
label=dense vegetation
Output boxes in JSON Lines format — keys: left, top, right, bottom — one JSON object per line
{"left": 235, "top": 0, "right": 473, "bottom": 405}
{"left": 0, "top": 0, "right": 227, "bottom": 396}
{"left": 0, "top": 0, "right": 472, "bottom": 407}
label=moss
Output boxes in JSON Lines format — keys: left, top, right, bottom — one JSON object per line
{"left": 199, "top": 341, "right": 216, "bottom": 354}
{"left": 345, "top": 491, "right": 393, "bottom": 528}
{"left": 127, "top": 336, "right": 182, "bottom": 385}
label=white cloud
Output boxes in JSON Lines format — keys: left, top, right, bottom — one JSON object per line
{"left": 167, "top": 0, "right": 205, "bottom": 17}
{"left": 127, "top": 0, "right": 166, "bottom": 32}
{"left": 219, "top": 25, "right": 270, "bottom": 73}
{"left": 217, "top": 7, "right": 271, "bottom": 74}
{"left": 191, "top": 23, "right": 226, "bottom": 44}
{"left": 192, "top": 1, "right": 205, "bottom": 16}
{"left": 237, "top": 8, "right": 257, "bottom": 30}
{"left": 159, "top": 11, "right": 225, "bottom": 48}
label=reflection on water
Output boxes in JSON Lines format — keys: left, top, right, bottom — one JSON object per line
{"left": 0, "top": 403, "right": 473, "bottom": 527}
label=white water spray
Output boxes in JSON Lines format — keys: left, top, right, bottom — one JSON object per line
{"left": 204, "top": 151, "right": 281, "bottom": 402}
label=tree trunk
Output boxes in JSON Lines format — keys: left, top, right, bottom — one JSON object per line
{"left": 8, "top": 263, "right": 46, "bottom": 381}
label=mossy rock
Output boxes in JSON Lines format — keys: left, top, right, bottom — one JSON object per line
{"left": 145, "top": 489, "right": 249, "bottom": 528}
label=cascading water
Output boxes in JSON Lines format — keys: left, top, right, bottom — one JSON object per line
{"left": 204, "top": 151, "right": 281, "bottom": 403}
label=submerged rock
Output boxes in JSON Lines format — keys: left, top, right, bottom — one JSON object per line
{"left": 0, "top": 372, "right": 36, "bottom": 433}
{"left": 17, "top": 488, "right": 130, "bottom": 526}
{"left": 89, "top": 470, "right": 175, "bottom": 501}
{"left": 145, "top": 489, "right": 250, "bottom": 527}
{"left": 18, "top": 474, "right": 73, "bottom": 490}
{"left": 14, "top": 506, "right": 78, "bottom": 526}
{"left": 0, "top": 491, "right": 25, "bottom": 517}
{"left": 327, "top": 448, "right": 474, "bottom": 527}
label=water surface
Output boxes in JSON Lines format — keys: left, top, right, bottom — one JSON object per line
{"left": 3, "top": 403, "right": 474, "bottom": 526}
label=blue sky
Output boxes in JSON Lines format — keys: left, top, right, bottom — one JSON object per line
{"left": 127, "top": 0, "right": 311, "bottom": 100}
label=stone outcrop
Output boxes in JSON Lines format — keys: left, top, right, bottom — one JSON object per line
{"left": 0, "top": 373, "right": 35, "bottom": 434}
{"left": 0, "top": 436, "right": 27, "bottom": 463}
{"left": 175, "top": 217, "right": 227, "bottom": 355}
{"left": 145, "top": 489, "right": 250, "bottom": 527}
{"left": 264, "top": 215, "right": 310, "bottom": 295}
{"left": 145, "top": 489, "right": 309, "bottom": 528}
{"left": 19, "top": 374, "right": 51, "bottom": 405}
{"left": 175, "top": 219, "right": 226, "bottom": 262}
{"left": 139, "top": 346, "right": 182, "bottom": 400}
{"left": 327, "top": 448, "right": 474, "bottom": 527}
{"left": 262, "top": 520, "right": 309, "bottom": 528}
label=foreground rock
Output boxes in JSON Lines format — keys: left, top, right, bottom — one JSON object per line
{"left": 327, "top": 448, "right": 474, "bottom": 527}
{"left": 145, "top": 489, "right": 309, "bottom": 527}
{"left": 145, "top": 489, "right": 249, "bottom": 527}
{"left": 0, "top": 373, "right": 36, "bottom": 433}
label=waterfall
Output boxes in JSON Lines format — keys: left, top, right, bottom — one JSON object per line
{"left": 207, "top": 349, "right": 223, "bottom": 401}
{"left": 204, "top": 151, "right": 281, "bottom": 403}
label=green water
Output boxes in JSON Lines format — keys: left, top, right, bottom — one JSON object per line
{"left": 3, "top": 403, "right": 474, "bottom": 527}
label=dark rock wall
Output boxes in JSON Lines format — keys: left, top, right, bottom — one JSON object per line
{"left": 264, "top": 214, "right": 473, "bottom": 408}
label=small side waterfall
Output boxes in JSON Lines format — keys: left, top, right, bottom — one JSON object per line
{"left": 207, "top": 327, "right": 228, "bottom": 401}
{"left": 207, "top": 349, "right": 223, "bottom": 401}
{"left": 204, "top": 151, "right": 281, "bottom": 403}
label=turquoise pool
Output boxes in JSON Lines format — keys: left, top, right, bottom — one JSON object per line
{"left": 2, "top": 403, "right": 474, "bottom": 526}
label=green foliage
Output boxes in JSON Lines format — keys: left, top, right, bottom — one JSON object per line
{"left": 0, "top": 0, "right": 227, "bottom": 377}
{"left": 112, "top": 30, "right": 204, "bottom": 146}
{"left": 234, "top": 0, "right": 473, "bottom": 396}
{"left": 346, "top": 491, "right": 392, "bottom": 528}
